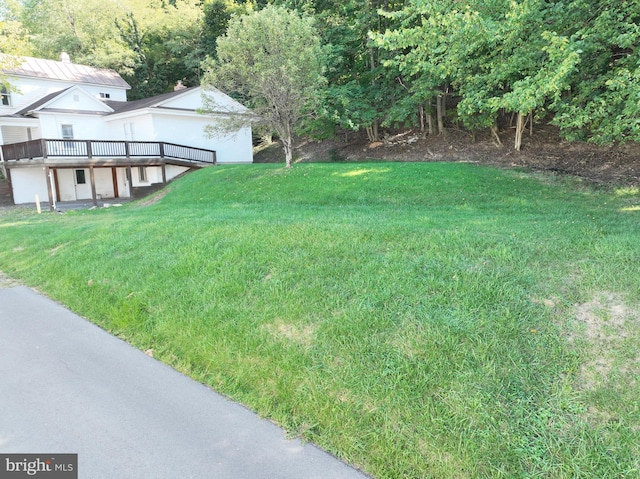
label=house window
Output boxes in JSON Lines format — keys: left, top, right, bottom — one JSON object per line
{"left": 75, "top": 169, "right": 86, "bottom": 185}
{"left": 61, "top": 124, "right": 74, "bottom": 148}
{"left": 138, "top": 166, "right": 147, "bottom": 182}
{"left": 1, "top": 87, "right": 10, "bottom": 107}
{"left": 99, "top": 92, "right": 111, "bottom": 99}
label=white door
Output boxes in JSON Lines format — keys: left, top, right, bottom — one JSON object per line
{"left": 74, "top": 169, "right": 92, "bottom": 199}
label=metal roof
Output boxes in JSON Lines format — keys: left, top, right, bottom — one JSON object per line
{"left": 3, "top": 56, "right": 131, "bottom": 89}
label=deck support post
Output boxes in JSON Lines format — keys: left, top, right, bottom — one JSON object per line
{"left": 6, "top": 168, "right": 15, "bottom": 205}
{"left": 90, "top": 166, "right": 98, "bottom": 206}
{"left": 126, "top": 165, "right": 133, "bottom": 199}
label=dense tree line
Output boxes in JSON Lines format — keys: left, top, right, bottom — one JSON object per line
{"left": 2, "top": 0, "right": 639, "bottom": 147}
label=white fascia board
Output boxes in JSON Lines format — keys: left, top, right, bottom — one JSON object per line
{"left": 104, "top": 106, "right": 253, "bottom": 124}
{"left": 104, "top": 107, "right": 205, "bottom": 122}
{"left": 34, "top": 110, "right": 109, "bottom": 118}
{"left": 0, "top": 117, "right": 39, "bottom": 127}
{"left": 102, "top": 107, "right": 154, "bottom": 122}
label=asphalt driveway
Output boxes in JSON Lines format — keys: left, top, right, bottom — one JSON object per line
{"left": 0, "top": 285, "right": 370, "bottom": 478}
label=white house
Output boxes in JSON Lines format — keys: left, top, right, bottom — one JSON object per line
{"left": 1, "top": 54, "right": 253, "bottom": 208}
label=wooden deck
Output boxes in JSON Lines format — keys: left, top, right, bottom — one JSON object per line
{"left": 1, "top": 139, "right": 216, "bottom": 166}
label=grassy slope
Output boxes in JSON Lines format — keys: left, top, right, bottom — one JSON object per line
{"left": 1, "top": 163, "right": 639, "bottom": 478}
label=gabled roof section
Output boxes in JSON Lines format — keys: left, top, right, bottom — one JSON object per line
{"left": 104, "top": 86, "right": 248, "bottom": 117}
{"left": 2, "top": 56, "right": 130, "bottom": 89}
{"left": 13, "top": 86, "right": 115, "bottom": 116}
{"left": 12, "top": 88, "right": 72, "bottom": 116}
{"left": 104, "top": 87, "right": 200, "bottom": 115}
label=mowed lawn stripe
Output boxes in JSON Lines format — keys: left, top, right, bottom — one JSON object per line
{"left": 1, "top": 162, "right": 638, "bottom": 478}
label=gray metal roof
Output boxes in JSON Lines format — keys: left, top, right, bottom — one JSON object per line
{"left": 3, "top": 56, "right": 130, "bottom": 89}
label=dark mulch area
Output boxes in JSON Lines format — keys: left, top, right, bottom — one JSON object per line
{"left": 255, "top": 126, "right": 640, "bottom": 187}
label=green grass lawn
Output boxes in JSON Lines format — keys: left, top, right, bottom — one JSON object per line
{"left": 1, "top": 162, "right": 639, "bottom": 478}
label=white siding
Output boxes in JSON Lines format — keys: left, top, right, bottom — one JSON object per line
{"left": 106, "top": 114, "right": 155, "bottom": 141}
{"left": 45, "top": 88, "right": 113, "bottom": 113}
{"left": 37, "top": 113, "right": 108, "bottom": 140}
{"left": 166, "top": 165, "right": 189, "bottom": 180}
{"left": 0, "top": 126, "right": 30, "bottom": 144}
{"left": 129, "top": 165, "right": 189, "bottom": 187}
{"left": 94, "top": 168, "right": 115, "bottom": 199}
{"left": 11, "top": 168, "right": 49, "bottom": 204}
{"left": 151, "top": 114, "right": 253, "bottom": 163}
{"left": 197, "top": 88, "right": 248, "bottom": 114}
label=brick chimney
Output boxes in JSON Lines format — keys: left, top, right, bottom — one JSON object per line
{"left": 174, "top": 80, "right": 187, "bottom": 91}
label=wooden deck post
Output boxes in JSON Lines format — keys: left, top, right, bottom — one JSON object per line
{"left": 89, "top": 166, "right": 98, "bottom": 206}
{"left": 126, "top": 165, "right": 133, "bottom": 199}
{"left": 112, "top": 168, "right": 119, "bottom": 198}
{"left": 5, "top": 168, "right": 15, "bottom": 205}
{"left": 161, "top": 161, "right": 167, "bottom": 184}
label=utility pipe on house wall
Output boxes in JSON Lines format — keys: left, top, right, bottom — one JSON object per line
{"left": 45, "top": 166, "right": 55, "bottom": 211}
{"left": 49, "top": 170, "right": 57, "bottom": 210}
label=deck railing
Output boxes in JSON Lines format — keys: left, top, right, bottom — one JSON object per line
{"left": 1, "top": 139, "right": 216, "bottom": 165}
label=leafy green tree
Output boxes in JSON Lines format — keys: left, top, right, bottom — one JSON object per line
{"left": 375, "top": 0, "right": 579, "bottom": 149}
{"left": 201, "top": 0, "right": 253, "bottom": 61}
{"left": 202, "top": 5, "right": 326, "bottom": 167}
{"left": 313, "top": 0, "right": 407, "bottom": 142}
{"left": 20, "top": 0, "right": 134, "bottom": 69}
{"left": 0, "top": 0, "right": 31, "bottom": 56}
{"left": 115, "top": 0, "right": 207, "bottom": 98}
{"left": 551, "top": 0, "right": 640, "bottom": 144}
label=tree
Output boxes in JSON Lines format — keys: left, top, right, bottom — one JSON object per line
{"left": 311, "top": 0, "right": 407, "bottom": 142}
{"left": 201, "top": 0, "right": 253, "bottom": 60}
{"left": 375, "top": 0, "right": 579, "bottom": 150}
{"left": 19, "top": 0, "right": 131, "bottom": 67}
{"left": 202, "top": 5, "right": 326, "bottom": 167}
{"left": 550, "top": 0, "right": 640, "bottom": 144}
{"left": 0, "top": 0, "right": 31, "bottom": 56}
{"left": 117, "top": 0, "right": 206, "bottom": 99}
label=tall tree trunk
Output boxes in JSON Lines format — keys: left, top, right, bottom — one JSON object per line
{"left": 366, "top": 123, "right": 380, "bottom": 143}
{"left": 366, "top": 126, "right": 374, "bottom": 143}
{"left": 282, "top": 135, "right": 293, "bottom": 168}
{"left": 368, "top": 47, "right": 380, "bottom": 143}
{"left": 419, "top": 105, "right": 425, "bottom": 136}
{"left": 490, "top": 122, "right": 502, "bottom": 147}
{"left": 436, "top": 93, "right": 445, "bottom": 135}
{"left": 514, "top": 112, "right": 526, "bottom": 151}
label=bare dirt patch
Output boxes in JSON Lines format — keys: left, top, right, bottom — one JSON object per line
{"left": 262, "top": 318, "right": 316, "bottom": 348}
{"left": 572, "top": 292, "right": 640, "bottom": 392}
{"left": 136, "top": 188, "right": 171, "bottom": 207}
{"left": 0, "top": 271, "right": 21, "bottom": 288}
